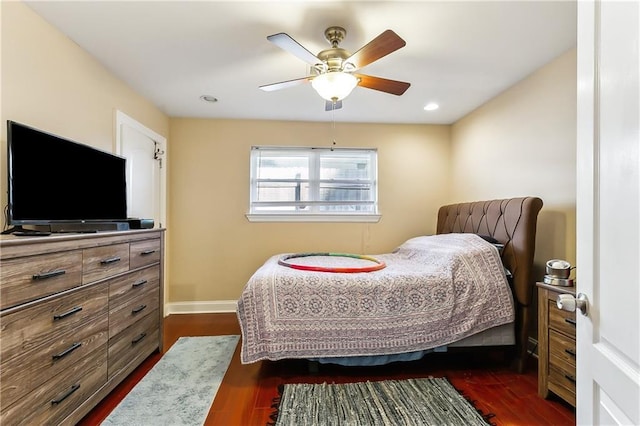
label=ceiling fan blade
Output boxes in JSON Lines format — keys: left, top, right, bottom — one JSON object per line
{"left": 259, "top": 76, "right": 313, "bottom": 92}
{"left": 267, "top": 33, "right": 319, "bottom": 66}
{"left": 347, "top": 30, "right": 406, "bottom": 70}
{"left": 354, "top": 74, "right": 411, "bottom": 96}
{"left": 325, "top": 100, "right": 343, "bottom": 111}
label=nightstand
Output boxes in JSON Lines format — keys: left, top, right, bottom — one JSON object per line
{"left": 537, "top": 282, "right": 576, "bottom": 407}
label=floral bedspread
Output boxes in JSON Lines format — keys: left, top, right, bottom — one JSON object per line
{"left": 237, "top": 233, "right": 514, "bottom": 363}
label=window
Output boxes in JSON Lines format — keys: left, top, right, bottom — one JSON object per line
{"left": 247, "top": 146, "right": 380, "bottom": 222}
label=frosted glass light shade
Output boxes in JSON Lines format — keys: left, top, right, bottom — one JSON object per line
{"left": 311, "top": 72, "right": 358, "bottom": 101}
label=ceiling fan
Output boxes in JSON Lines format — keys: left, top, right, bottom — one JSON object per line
{"left": 259, "top": 26, "right": 410, "bottom": 110}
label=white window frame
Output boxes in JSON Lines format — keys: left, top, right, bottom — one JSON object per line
{"left": 246, "top": 146, "right": 381, "bottom": 223}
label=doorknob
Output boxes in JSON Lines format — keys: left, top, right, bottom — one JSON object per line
{"left": 557, "top": 293, "right": 589, "bottom": 316}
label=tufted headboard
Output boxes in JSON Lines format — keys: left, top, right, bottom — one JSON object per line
{"left": 436, "top": 196, "right": 543, "bottom": 371}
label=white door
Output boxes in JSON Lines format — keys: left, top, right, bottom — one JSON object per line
{"left": 121, "top": 125, "right": 158, "bottom": 220}
{"left": 575, "top": 1, "right": 640, "bottom": 425}
{"left": 115, "top": 111, "right": 166, "bottom": 228}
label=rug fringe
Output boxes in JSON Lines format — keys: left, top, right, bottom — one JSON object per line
{"left": 446, "top": 376, "right": 497, "bottom": 426}
{"left": 266, "top": 384, "right": 285, "bottom": 426}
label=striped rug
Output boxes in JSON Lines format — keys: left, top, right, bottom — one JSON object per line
{"left": 270, "top": 377, "right": 493, "bottom": 426}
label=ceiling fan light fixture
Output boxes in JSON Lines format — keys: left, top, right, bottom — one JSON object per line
{"left": 311, "top": 72, "right": 359, "bottom": 102}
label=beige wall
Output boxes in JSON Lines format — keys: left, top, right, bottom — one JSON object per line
{"left": 168, "top": 119, "right": 450, "bottom": 301}
{"left": 0, "top": 2, "right": 169, "bottom": 229}
{"left": 451, "top": 48, "right": 577, "bottom": 276}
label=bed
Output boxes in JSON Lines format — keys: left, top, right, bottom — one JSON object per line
{"left": 237, "top": 197, "right": 543, "bottom": 372}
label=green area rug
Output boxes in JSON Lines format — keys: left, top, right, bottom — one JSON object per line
{"left": 102, "top": 335, "right": 239, "bottom": 426}
{"left": 270, "top": 377, "right": 493, "bottom": 426}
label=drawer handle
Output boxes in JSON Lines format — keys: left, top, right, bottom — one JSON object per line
{"left": 51, "top": 384, "right": 80, "bottom": 405}
{"left": 100, "top": 256, "right": 121, "bottom": 265}
{"left": 53, "top": 306, "right": 83, "bottom": 320}
{"left": 564, "top": 318, "right": 577, "bottom": 326}
{"left": 140, "top": 249, "right": 157, "bottom": 256}
{"left": 132, "top": 332, "right": 147, "bottom": 344}
{"left": 132, "top": 304, "right": 147, "bottom": 314}
{"left": 32, "top": 269, "right": 66, "bottom": 280}
{"left": 565, "top": 348, "right": 576, "bottom": 357}
{"left": 52, "top": 342, "right": 82, "bottom": 360}
{"left": 132, "top": 279, "right": 148, "bottom": 288}
{"left": 565, "top": 374, "right": 576, "bottom": 384}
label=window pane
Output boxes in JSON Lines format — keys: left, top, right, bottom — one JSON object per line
{"left": 319, "top": 183, "right": 373, "bottom": 212}
{"left": 319, "top": 183, "right": 372, "bottom": 202}
{"left": 256, "top": 182, "right": 309, "bottom": 202}
{"left": 257, "top": 154, "right": 308, "bottom": 179}
{"left": 320, "top": 154, "right": 371, "bottom": 180}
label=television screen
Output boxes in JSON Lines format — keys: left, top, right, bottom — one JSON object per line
{"left": 7, "top": 120, "right": 127, "bottom": 225}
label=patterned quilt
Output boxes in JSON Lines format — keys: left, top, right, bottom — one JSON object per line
{"left": 237, "top": 233, "right": 515, "bottom": 364}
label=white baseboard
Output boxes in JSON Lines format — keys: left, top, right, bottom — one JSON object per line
{"left": 164, "top": 300, "right": 237, "bottom": 316}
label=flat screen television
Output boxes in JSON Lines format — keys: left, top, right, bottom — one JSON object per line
{"left": 6, "top": 120, "right": 127, "bottom": 230}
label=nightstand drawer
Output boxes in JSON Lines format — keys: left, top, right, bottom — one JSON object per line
{"left": 83, "top": 243, "right": 130, "bottom": 283}
{"left": 548, "top": 299, "right": 576, "bottom": 337}
{"left": 549, "top": 329, "right": 576, "bottom": 373}
{"left": 0, "top": 250, "right": 83, "bottom": 310}
{"left": 130, "top": 238, "right": 161, "bottom": 269}
{"left": 548, "top": 363, "right": 576, "bottom": 406}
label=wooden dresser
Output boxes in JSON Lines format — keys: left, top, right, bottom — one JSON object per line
{"left": 537, "top": 282, "right": 576, "bottom": 407}
{"left": 0, "top": 229, "right": 164, "bottom": 425}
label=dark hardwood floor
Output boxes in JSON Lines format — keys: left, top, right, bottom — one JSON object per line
{"left": 80, "top": 313, "right": 576, "bottom": 425}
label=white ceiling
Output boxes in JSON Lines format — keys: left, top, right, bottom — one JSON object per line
{"left": 25, "top": 1, "right": 576, "bottom": 125}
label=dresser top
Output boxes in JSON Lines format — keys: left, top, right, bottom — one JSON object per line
{"left": 0, "top": 229, "right": 164, "bottom": 259}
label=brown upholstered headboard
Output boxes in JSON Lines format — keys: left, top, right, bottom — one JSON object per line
{"left": 436, "top": 197, "right": 543, "bottom": 371}
{"left": 436, "top": 197, "right": 543, "bottom": 306}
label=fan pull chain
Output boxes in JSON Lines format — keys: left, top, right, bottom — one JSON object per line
{"left": 331, "top": 101, "right": 337, "bottom": 151}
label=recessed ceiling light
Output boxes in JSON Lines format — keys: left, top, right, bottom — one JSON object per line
{"left": 200, "top": 95, "right": 218, "bottom": 103}
{"left": 423, "top": 102, "right": 439, "bottom": 111}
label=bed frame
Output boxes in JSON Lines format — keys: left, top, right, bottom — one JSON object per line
{"left": 436, "top": 196, "right": 543, "bottom": 372}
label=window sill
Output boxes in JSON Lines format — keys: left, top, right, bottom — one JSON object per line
{"left": 245, "top": 213, "right": 382, "bottom": 223}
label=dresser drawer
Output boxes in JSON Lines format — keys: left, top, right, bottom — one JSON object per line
{"left": 82, "top": 243, "right": 130, "bottom": 284}
{"left": 108, "top": 310, "right": 159, "bottom": 379}
{"left": 548, "top": 299, "right": 577, "bottom": 337}
{"left": 0, "top": 346, "right": 107, "bottom": 426}
{"left": 109, "top": 287, "right": 159, "bottom": 338}
{"left": 0, "top": 285, "right": 109, "bottom": 363}
{"left": 130, "top": 238, "right": 161, "bottom": 270}
{"left": 548, "top": 363, "right": 576, "bottom": 406}
{"left": 108, "top": 266, "right": 160, "bottom": 307}
{"left": 0, "top": 313, "right": 108, "bottom": 409}
{"left": 0, "top": 250, "right": 83, "bottom": 310}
